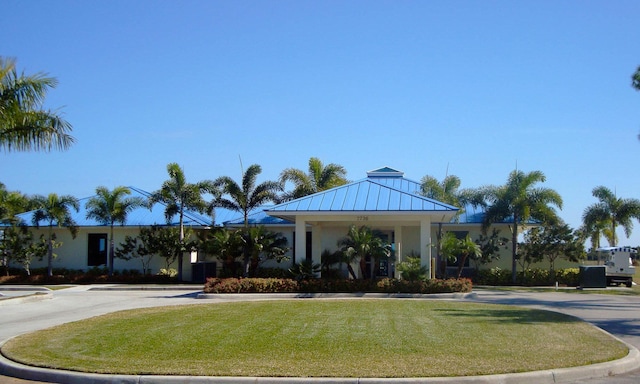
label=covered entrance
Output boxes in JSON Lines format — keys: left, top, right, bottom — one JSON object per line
{"left": 266, "top": 167, "right": 458, "bottom": 279}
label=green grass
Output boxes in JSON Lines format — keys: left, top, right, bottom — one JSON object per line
{"left": 1, "top": 300, "right": 628, "bottom": 378}
{"left": 479, "top": 267, "right": 640, "bottom": 295}
{"left": 43, "top": 285, "right": 73, "bottom": 291}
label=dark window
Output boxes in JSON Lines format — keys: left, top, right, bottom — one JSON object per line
{"left": 88, "top": 233, "right": 108, "bottom": 267}
{"left": 292, "top": 232, "right": 312, "bottom": 264}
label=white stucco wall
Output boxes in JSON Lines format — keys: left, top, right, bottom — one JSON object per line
{"left": 10, "top": 222, "right": 583, "bottom": 282}
{"left": 9, "top": 226, "right": 195, "bottom": 280}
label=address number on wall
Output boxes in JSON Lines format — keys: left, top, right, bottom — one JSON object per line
{"left": 356, "top": 216, "right": 369, "bottom": 221}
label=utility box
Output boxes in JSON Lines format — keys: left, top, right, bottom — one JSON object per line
{"left": 579, "top": 265, "right": 607, "bottom": 288}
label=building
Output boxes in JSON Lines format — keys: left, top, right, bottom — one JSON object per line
{"left": 3, "top": 167, "right": 564, "bottom": 281}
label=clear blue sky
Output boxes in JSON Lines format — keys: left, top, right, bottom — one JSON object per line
{"left": 3, "top": 0, "right": 640, "bottom": 247}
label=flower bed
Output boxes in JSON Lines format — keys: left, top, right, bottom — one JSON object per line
{"left": 203, "top": 277, "right": 472, "bottom": 294}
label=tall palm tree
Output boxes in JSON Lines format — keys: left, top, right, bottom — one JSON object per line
{"left": 213, "top": 164, "right": 282, "bottom": 277}
{"left": 0, "top": 57, "right": 74, "bottom": 152}
{"left": 582, "top": 186, "right": 640, "bottom": 247}
{"left": 420, "top": 174, "right": 467, "bottom": 277}
{"left": 85, "top": 186, "right": 145, "bottom": 276}
{"left": 279, "top": 157, "right": 348, "bottom": 201}
{"left": 149, "top": 163, "right": 213, "bottom": 280}
{"left": 213, "top": 164, "right": 282, "bottom": 227}
{"left": 470, "top": 170, "right": 562, "bottom": 283}
{"left": 31, "top": 193, "right": 79, "bottom": 276}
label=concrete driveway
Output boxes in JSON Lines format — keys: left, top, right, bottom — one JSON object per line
{"left": 0, "top": 286, "right": 639, "bottom": 383}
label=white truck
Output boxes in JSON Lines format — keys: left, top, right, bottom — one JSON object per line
{"left": 595, "top": 246, "right": 636, "bottom": 288}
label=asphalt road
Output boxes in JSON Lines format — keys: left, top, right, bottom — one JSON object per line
{"left": 0, "top": 286, "right": 639, "bottom": 383}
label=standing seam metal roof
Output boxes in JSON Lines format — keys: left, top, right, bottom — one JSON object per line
{"left": 266, "top": 174, "right": 459, "bottom": 214}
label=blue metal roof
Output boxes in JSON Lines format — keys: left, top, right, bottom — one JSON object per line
{"left": 12, "top": 187, "right": 213, "bottom": 228}
{"left": 265, "top": 168, "right": 459, "bottom": 220}
{"left": 455, "top": 203, "right": 541, "bottom": 225}
{"left": 222, "top": 207, "right": 292, "bottom": 227}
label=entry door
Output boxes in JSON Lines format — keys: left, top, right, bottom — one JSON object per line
{"left": 364, "top": 231, "right": 394, "bottom": 278}
{"left": 88, "top": 233, "right": 108, "bottom": 267}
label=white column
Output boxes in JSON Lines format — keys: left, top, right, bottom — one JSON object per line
{"left": 394, "top": 225, "right": 403, "bottom": 279}
{"left": 295, "top": 218, "right": 306, "bottom": 265}
{"left": 420, "top": 218, "right": 432, "bottom": 279}
{"left": 312, "top": 224, "right": 322, "bottom": 276}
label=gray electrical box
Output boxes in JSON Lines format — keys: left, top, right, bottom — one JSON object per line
{"left": 579, "top": 265, "right": 606, "bottom": 288}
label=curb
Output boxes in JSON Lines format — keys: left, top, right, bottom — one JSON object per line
{"left": 88, "top": 285, "right": 204, "bottom": 291}
{"left": 1, "top": 342, "right": 638, "bottom": 384}
{"left": 196, "top": 292, "right": 477, "bottom": 300}
{"left": 0, "top": 292, "right": 53, "bottom": 306}
{"left": 0, "top": 290, "right": 638, "bottom": 383}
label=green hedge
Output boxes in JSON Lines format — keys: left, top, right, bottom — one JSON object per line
{"left": 474, "top": 267, "right": 581, "bottom": 286}
{"left": 203, "top": 277, "right": 472, "bottom": 294}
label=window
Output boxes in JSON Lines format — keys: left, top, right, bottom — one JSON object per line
{"left": 292, "top": 232, "right": 312, "bottom": 264}
{"left": 88, "top": 233, "right": 108, "bottom": 266}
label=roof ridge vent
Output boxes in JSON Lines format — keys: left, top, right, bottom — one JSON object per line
{"left": 367, "top": 166, "right": 404, "bottom": 178}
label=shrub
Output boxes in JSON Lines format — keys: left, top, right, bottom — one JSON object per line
{"left": 396, "top": 256, "right": 428, "bottom": 281}
{"left": 204, "top": 277, "right": 472, "bottom": 294}
{"left": 204, "top": 278, "right": 299, "bottom": 293}
{"left": 555, "top": 268, "right": 580, "bottom": 286}
{"left": 158, "top": 268, "right": 178, "bottom": 278}
{"left": 474, "top": 267, "right": 511, "bottom": 286}
{"left": 473, "top": 267, "right": 581, "bottom": 287}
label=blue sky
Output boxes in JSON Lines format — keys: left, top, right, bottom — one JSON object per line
{"left": 3, "top": 0, "right": 640, "bottom": 246}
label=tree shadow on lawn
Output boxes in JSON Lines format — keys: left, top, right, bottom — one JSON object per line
{"left": 466, "top": 295, "right": 640, "bottom": 339}
{"left": 434, "top": 307, "right": 581, "bottom": 324}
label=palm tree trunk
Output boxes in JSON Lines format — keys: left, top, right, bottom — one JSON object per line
{"left": 437, "top": 223, "right": 444, "bottom": 278}
{"left": 347, "top": 264, "right": 357, "bottom": 279}
{"left": 511, "top": 221, "right": 518, "bottom": 284}
{"left": 47, "top": 224, "right": 54, "bottom": 277}
{"left": 109, "top": 224, "right": 115, "bottom": 276}
{"left": 611, "top": 217, "right": 617, "bottom": 247}
{"left": 178, "top": 210, "right": 184, "bottom": 281}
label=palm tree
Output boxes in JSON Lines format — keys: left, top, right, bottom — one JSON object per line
{"left": 582, "top": 186, "right": 640, "bottom": 247}
{"left": 149, "top": 163, "right": 214, "bottom": 281}
{"left": 242, "top": 225, "right": 289, "bottom": 276}
{"left": 470, "top": 170, "right": 562, "bottom": 283}
{"left": 579, "top": 218, "right": 610, "bottom": 251}
{"left": 338, "top": 225, "right": 391, "bottom": 280}
{"left": 441, "top": 232, "right": 482, "bottom": 279}
{"left": 85, "top": 186, "right": 145, "bottom": 276}
{"left": 31, "top": 193, "right": 79, "bottom": 276}
{"left": 279, "top": 157, "right": 348, "bottom": 201}
{"left": 213, "top": 164, "right": 282, "bottom": 227}
{"left": 420, "top": 174, "right": 467, "bottom": 278}
{"left": 213, "top": 164, "right": 282, "bottom": 276}
{"left": 200, "top": 228, "right": 244, "bottom": 276}
{"left": 0, "top": 183, "right": 33, "bottom": 224}
{"left": 0, "top": 57, "right": 74, "bottom": 152}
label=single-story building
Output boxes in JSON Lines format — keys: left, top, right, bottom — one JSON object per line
{"left": 2, "top": 167, "right": 577, "bottom": 281}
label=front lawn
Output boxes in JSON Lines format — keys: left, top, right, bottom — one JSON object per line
{"left": 1, "top": 300, "right": 628, "bottom": 378}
